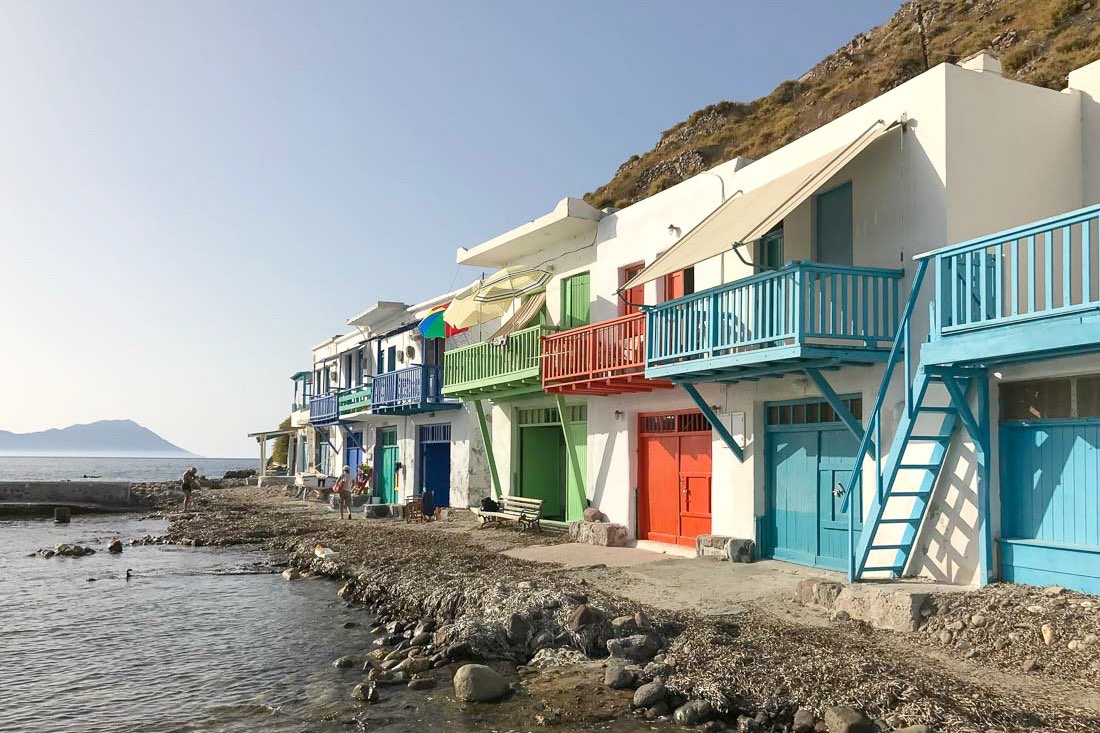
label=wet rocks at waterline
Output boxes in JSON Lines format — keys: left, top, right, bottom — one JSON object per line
{"left": 33, "top": 543, "right": 96, "bottom": 558}
{"left": 452, "top": 664, "right": 510, "bottom": 702}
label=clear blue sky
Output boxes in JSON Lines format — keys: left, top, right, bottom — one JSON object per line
{"left": 0, "top": 0, "right": 901, "bottom": 457}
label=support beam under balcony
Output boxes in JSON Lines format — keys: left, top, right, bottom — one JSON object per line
{"left": 554, "top": 394, "right": 587, "bottom": 519}
{"left": 803, "top": 368, "right": 871, "bottom": 450}
{"left": 681, "top": 384, "right": 744, "bottom": 462}
{"left": 473, "top": 399, "right": 502, "bottom": 500}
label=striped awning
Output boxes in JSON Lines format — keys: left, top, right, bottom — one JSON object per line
{"left": 621, "top": 118, "right": 904, "bottom": 290}
{"left": 490, "top": 291, "right": 547, "bottom": 341}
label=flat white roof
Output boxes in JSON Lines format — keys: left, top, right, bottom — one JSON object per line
{"left": 346, "top": 301, "right": 411, "bottom": 332}
{"left": 456, "top": 197, "right": 604, "bottom": 268}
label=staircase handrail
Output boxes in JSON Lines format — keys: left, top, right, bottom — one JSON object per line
{"left": 840, "top": 258, "right": 929, "bottom": 512}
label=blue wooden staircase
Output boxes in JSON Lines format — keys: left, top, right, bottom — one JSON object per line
{"left": 840, "top": 259, "right": 991, "bottom": 582}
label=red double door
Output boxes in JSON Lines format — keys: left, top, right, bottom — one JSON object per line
{"left": 638, "top": 410, "right": 712, "bottom": 547}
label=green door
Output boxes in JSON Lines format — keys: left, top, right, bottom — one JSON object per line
{"left": 519, "top": 425, "right": 565, "bottom": 520}
{"left": 565, "top": 418, "right": 587, "bottom": 522}
{"left": 378, "top": 427, "right": 398, "bottom": 504}
{"left": 560, "top": 272, "right": 591, "bottom": 329}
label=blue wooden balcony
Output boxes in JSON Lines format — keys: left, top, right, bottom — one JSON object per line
{"left": 309, "top": 392, "right": 339, "bottom": 424}
{"left": 644, "top": 261, "right": 904, "bottom": 383}
{"left": 371, "top": 364, "right": 460, "bottom": 415}
{"left": 921, "top": 203, "right": 1100, "bottom": 366}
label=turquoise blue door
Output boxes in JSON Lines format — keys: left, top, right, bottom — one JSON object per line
{"left": 815, "top": 181, "right": 853, "bottom": 266}
{"left": 377, "top": 427, "right": 399, "bottom": 504}
{"left": 1000, "top": 421, "right": 1100, "bottom": 594}
{"left": 764, "top": 398, "right": 862, "bottom": 571}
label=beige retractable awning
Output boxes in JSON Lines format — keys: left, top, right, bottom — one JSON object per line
{"left": 621, "top": 118, "right": 903, "bottom": 290}
{"left": 490, "top": 291, "right": 547, "bottom": 340}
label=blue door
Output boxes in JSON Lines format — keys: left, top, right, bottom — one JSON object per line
{"left": 815, "top": 181, "right": 853, "bottom": 266}
{"left": 345, "top": 431, "right": 364, "bottom": 474}
{"left": 418, "top": 424, "right": 451, "bottom": 508}
{"left": 764, "top": 397, "right": 862, "bottom": 571}
{"left": 1000, "top": 420, "right": 1100, "bottom": 594}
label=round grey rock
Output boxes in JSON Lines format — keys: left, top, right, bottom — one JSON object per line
{"left": 453, "top": 663, "right": 510, "bottom": 702}
{"left": 674, "top": 699, "right": 713, "bottom": 726}
{"left": 632, "top": 677, "right": 666, "bottom": 708}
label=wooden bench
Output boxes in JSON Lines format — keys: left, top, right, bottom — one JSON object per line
{"left": 479, "top": 495, "right": 544, "bottom": 531}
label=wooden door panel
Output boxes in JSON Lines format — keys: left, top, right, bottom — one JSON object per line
{"left": 520, "top": 426, "right": 564, "bottom": 520}
{"left": 639, "top": 435, "right": 679, "bottom": 541}
{"left": 678, "top": 435, "right": 712, "bottom": 473}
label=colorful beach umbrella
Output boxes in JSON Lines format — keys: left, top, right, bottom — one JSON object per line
{"left": 419, "top": 303, "right": 468, "bottom": 339}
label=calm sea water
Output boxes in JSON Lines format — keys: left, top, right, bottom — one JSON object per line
{"left": 0, "top": 514, "right": 651, "bottom": 733}
{"left": 0, "top": 456, "right": 257, "bottom": 482}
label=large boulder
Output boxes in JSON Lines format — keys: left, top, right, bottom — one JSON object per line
{"left": 674, "top": 699, "right": 713, "bottom": 726}
{"left": 823, "top": 706, "right": 876, "bottom": 733}
{"left": 568, "top": 603, "right": 603, "bottom": 632}
{"left": 452, "top": 664, "right": 509, "bottom": 702}
{"left": 632, "top": 677, "right": 667, "bottom": 708}
{"left": 568, "top": 521, "right": 629, "bottom": 547}
{"left": 107, "top": 539, "right": 123, "bottom": 554}
{"left": 607, "top": 633, "right": 660, "bottom": 664}
{"left": 793, "top": 708, "right": 817, "bottom": 733}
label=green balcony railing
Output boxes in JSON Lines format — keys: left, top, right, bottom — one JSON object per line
{"left": 337, "top": 385, "right": 372, "bottom": 416}
{"left": 444, "top": 324, "right": 554, "bottom": 398}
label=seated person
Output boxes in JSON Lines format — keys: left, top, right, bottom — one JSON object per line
{"left": 419, "top": 490, "right": 435, "bottom": 520}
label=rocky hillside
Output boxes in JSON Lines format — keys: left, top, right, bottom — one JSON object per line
{"left": 585, "top": 0, "right": 1100, "bottom": 209}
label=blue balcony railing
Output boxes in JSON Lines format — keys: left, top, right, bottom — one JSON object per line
{"left": 372, "top": 364, "right": 449, "bottom": 413}
{"left": 308, "top": 393, "right": 339, "bottom": 424}
{"left": 924, "top": 203, "right": 1100, "bottom": 338}
{"left": 646, "top": 261, "right": 903, "bottom": 372}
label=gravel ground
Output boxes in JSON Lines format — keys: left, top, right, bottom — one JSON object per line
{"left": 164, "top": 485, "right": 1100, "bottom": 733}
{"left": 920, "top": 584, "right": 1100, "bottom": 683}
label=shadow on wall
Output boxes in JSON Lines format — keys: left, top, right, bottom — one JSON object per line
{"left": 590, "top": 424, "right": 619, "bottom": 511}
{"left": 909, "top": 438, "right": 981, "bottom": 585}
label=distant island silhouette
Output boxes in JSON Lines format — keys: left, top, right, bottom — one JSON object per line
{"left": 0, "top": 419, "right": 196, "bottom": 457}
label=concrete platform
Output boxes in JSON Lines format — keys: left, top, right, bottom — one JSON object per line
{"left": 503, "top": 542, "right": 680, "bottom": 568}
{"left": 504, "top": 540, "right": 973, "bottom": 624}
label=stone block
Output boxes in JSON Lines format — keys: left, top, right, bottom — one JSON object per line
{"left": 833, "top": 586, "right": 929, "bottom": 632}
{"left": 695, "top": 534, "right": 729, "bottom": 557}
{"left": 794, "top": 578, "right": 843, "bottom": 608}
{"left": 725, "top": 538, "right": 755, "bottom": 563}
{"left": 694, "top": 534, "right": 754, "bottom": 562}
{"left": 568, "top": 521, "right": 629, "bottom": 547}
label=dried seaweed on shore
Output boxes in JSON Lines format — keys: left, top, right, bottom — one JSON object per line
{"left": 166, "top": 487, "right": 1100, "bottom": 733}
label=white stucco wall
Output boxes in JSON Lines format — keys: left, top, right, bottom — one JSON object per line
{"left": 522, "top": 57, "right": 1099, "bottom": 588}
{"left": 1068, "top": 58, "right": 1100, "bottom": 207}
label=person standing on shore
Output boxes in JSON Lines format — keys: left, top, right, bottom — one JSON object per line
{"left": 333, "top": 466, "right": 352, "bottom": 519}
{"left": 181, "top": 467, "right": 200, "bottom": 512}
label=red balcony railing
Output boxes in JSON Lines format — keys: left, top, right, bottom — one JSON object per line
{"left": 542, "top": 312, "right": 671, "bottom": 395}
